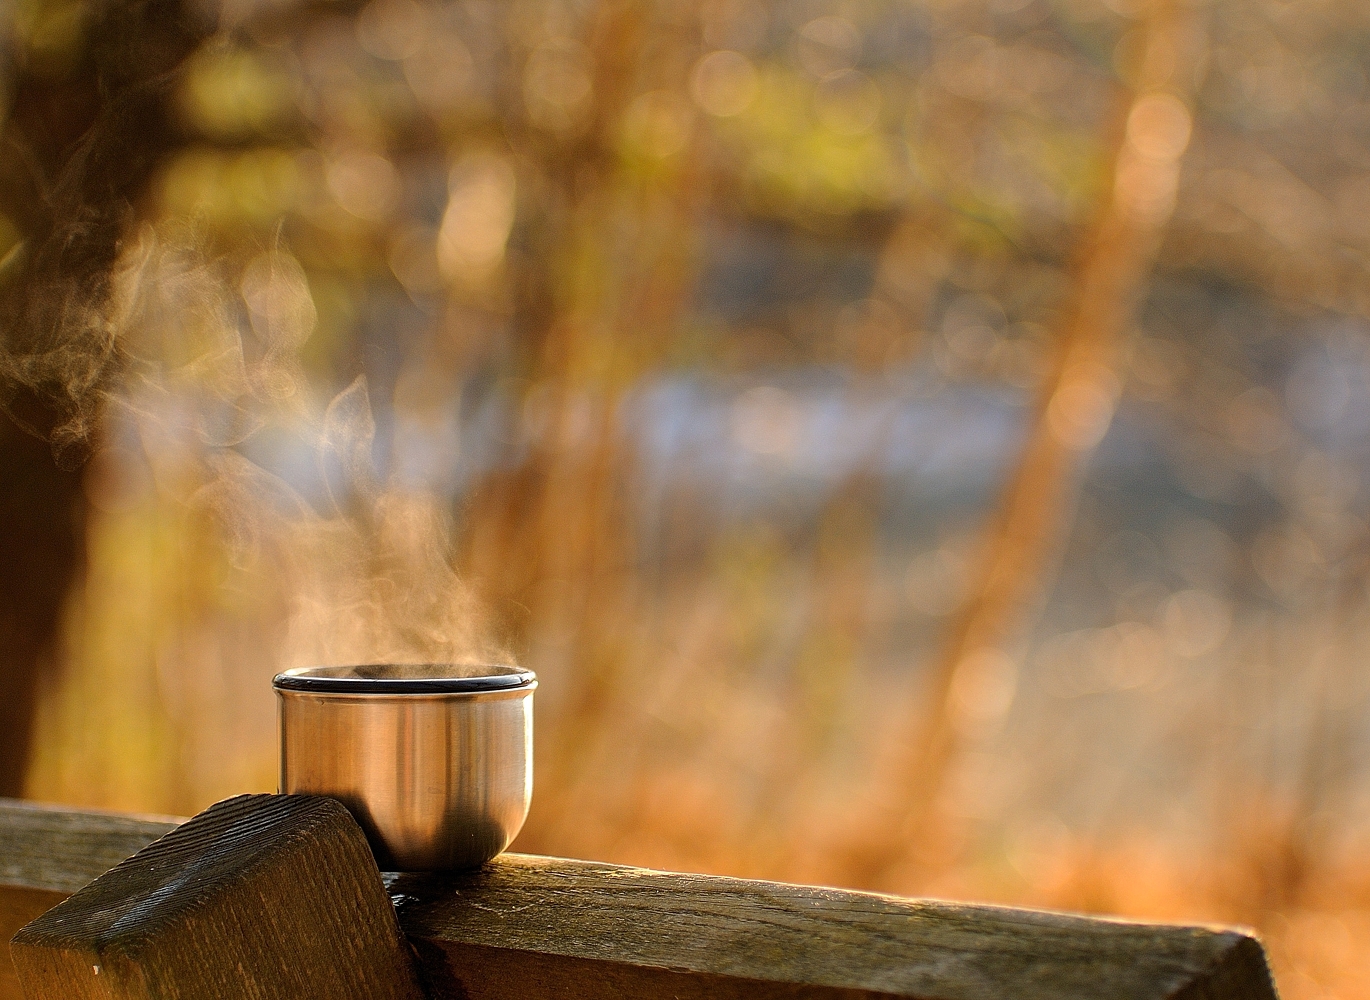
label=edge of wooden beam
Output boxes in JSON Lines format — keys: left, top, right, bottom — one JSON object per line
{"left": 0, "top": 799, "right": 181, "bottom": 1000}
{"left": 387, "top": 853, "right": 1279, "bottom": 1000}
{"left": 11, "top": 795, "right": 425, "bottom": 1000}
{"left": 0, "top": 799, "right": 180, "bottom": 894}
{"left": 0, "top": 800, "right": 1279, "bottom": 1000}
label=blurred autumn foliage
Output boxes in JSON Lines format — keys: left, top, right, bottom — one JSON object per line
{"left": 3, "top": 0, "right": 1370, "bottom": 994}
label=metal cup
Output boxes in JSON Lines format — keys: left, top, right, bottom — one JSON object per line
{"left": 273, "top": 663, "right": 536, "bottom": 871}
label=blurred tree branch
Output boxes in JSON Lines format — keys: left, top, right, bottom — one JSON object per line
{"left": 0, "top": 0, "right": 212, "bottom": 793}
{"left": 848, "top": 0, "right": 1205, "bottom": 886}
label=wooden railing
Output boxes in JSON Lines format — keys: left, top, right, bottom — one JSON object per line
{"left": 0, "top": 795, "right": 1280, "bottom": 999}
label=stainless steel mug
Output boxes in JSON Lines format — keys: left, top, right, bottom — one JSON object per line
{"left": 273, "top": 663, "right": 536, "bottom": 870}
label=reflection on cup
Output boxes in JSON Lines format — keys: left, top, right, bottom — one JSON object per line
{"left": 274, "top": 663, "right": 536, "bottom": 871}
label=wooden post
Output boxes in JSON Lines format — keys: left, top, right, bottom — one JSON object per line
{"left": 10, "top": 795, "right": 426, "bottom": 1000}
{"left": 1, "top": 798, "right": 1279, "bottom": 1000}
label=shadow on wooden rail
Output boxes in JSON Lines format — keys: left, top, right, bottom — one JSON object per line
{"left": 0, "top": 796, "right": 1279, "bottom": 1000}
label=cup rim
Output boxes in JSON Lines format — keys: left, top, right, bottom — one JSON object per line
{"left": 273, "top": 663, "right": 536, "bottom": 695}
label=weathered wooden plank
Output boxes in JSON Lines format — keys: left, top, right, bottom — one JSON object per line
{"left": 0, "top": 800, "right": 176, "bottom": 1000}
{"left": 0, "top": 799, "right": 178, "bottom": 895}
{"left": 0, "top": 799, "right": 1280, "bottom": 1000}
{"left": 388, "top": 856, "right": 1279, "bottom": 1000}
{"left": 11, "top": 794, "right": 426, "bottom": 1000}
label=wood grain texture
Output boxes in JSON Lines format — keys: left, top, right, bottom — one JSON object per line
{"left": 11, "top": 794, "right": 426, "bottom": 1000}
{"left": 0, "top": 799, "right": 178, "bottom": 895}
{"left": 0, "top": 799, "right": 178, "bottom": 1000}
{"left": 388, "top": 855, "right": 1280, "bottom": 1000}
{"left": 0, "top": 800, "right": 1280, "bottom": 1000}
{"left": 0, "top": 888, "right": 66, "bottom": 1000}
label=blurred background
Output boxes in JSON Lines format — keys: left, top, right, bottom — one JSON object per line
{"left": 0, "top": 0, "right": 1367, "bottom": 993}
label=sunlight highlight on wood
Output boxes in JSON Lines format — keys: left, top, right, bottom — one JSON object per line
{"left": 1, "top": 799, "right": 1278, "bottom": 1000}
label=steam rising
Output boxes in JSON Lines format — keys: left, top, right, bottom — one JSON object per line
{"left": 92, "top": 223, "right": 501, "bottom": 671}
{"left": 0, "top": 225, "right": 123, "bottom": 469}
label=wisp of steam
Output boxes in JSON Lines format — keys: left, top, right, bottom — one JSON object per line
{"left": 80, "top": 221, "right": 501, "bottom": 674}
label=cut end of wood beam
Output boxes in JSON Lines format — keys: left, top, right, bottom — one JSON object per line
{"left": 11, "top": 793, "right": 426, "bottom": 1000}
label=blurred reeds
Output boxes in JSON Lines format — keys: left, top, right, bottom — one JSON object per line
{"left": 3, "top": 0, "right": 1370, "bottom": 996}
